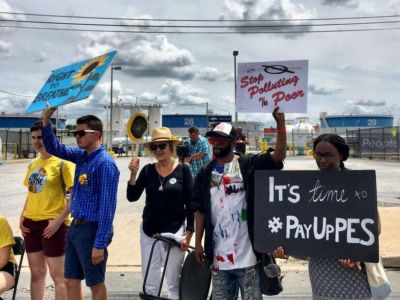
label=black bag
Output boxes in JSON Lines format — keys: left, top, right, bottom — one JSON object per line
{"left": 259, "top": 254, "right": 283, "bottom": 296}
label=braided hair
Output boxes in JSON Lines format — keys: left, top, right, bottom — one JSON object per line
{"left": 313, "top": 134, "right": 349, "bottom": 170}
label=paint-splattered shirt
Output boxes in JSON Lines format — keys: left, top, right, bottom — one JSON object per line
{"left": 210, "top": 156, "right": 257, "bottom": 270}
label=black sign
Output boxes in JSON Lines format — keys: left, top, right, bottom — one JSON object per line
{"left": 208, "top": 115, "right": 232, "bottom": 123}
{"left": 254, "top": 170, "right": 379, "bottom": 262}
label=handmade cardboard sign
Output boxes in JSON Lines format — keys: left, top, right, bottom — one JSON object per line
{"left": 26, "top": 50, "right": 117, "bottom": 113}
{"left": 236, "top": 60, "right": 308, "bottom": 113}
{"left": 253, "top": 170, "right": 379, "bottom": 262}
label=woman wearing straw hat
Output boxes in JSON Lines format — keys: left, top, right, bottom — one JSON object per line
{"left": 127, "top": 127, "right": 194, "bottom": 300}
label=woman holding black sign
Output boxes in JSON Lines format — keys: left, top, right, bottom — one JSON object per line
{"left": 310, "top": 133, "right": 380, "bottom": 300}
{"left": 127, "top": 127, "right": 194, "bottom": 300}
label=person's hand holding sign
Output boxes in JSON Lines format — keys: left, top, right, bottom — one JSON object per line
{"left": 128, "top": 157, "right": 140, "bottom": 185}
{"left": 43, "top": 103, "right": 57, "bottom": 127}
{"left": 338, "top": 259, "right": 362, "bottom": 270}
{"left": 272, "top": 246, "right": 288, "bottom": 260}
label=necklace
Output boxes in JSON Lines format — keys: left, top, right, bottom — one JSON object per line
{"left": 156, "top": 158, "right": 175, "bottom": 191}
{"left": 159, "top": 175, "right": 167, "bottom": 191}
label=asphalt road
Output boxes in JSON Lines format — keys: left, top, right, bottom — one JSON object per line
{"left": 1, "top": 155, "right": 399, "bottom": 299}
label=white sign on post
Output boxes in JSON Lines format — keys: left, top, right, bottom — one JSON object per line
{"left": 236, "top": 60, "right": 308, "bottom": 113}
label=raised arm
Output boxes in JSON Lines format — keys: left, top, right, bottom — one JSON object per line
{"left": 42, "top": 105, "right": 82, "bottom": 162}
{"left": 127, "top": 159, "right": 146, "bottom": 202}
{"left": 270, "top": 107, "right": 286, "bottom": 163}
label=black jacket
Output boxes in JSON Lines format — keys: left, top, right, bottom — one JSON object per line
{"left": 191, "top": 151, "right": 283, "bottom": 264}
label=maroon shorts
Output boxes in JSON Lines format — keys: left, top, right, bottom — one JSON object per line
{"left": 23, "top": 218, "right": 68, "bottom": 257}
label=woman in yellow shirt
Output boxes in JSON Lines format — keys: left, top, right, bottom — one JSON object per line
{"left": 0, "top": 215, "right": 16, "bottom": 295}
{"left": 20, "top": 122, "right": 75, "bottom": 300}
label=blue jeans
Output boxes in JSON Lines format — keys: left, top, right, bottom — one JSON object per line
{"left": 211, "top": 264, "right": 262, "bottom": 300}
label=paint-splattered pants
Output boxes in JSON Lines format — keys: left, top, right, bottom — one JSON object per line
{"left": 212, "top": 264, "right": 262, "bottom": 300}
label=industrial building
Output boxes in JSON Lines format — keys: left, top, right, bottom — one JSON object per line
{"left": 320, "top": 112, "right": 393, "bottom": 135}
{"left": 0, "top": 112, "right": 66, "bottom": 129}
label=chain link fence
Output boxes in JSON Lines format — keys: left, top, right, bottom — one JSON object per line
{"left": 1, "top": 129, "right": 34, "bottom": 160}
{"left": 0, "top": 129, "right": 135, "bottom": 161}
{"left": 346, "top": 126, "right": 400, "bottom": 161}
{"left": 0, "top": 129, "right": 75, "bottom": 161}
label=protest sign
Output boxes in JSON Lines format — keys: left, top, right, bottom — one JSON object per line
{"left": 26, "top": 50, "right": 117, "bottom": 113}
{"left": 253, "top": 170, "right": 379, "bottom": 262}
{"left": 236, "top": 60, "right": 308, "bottom": 113}
{"left": 127, "top": 112, "right": 148, "bottom": 143}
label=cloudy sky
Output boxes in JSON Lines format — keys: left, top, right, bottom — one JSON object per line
{"left": 1, "top": 0, "right": 400, "bottom": 127}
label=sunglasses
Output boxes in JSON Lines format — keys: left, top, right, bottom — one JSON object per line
{"left": 208, "top": 136, "right": 230, "bottom": 146}
{"left": 72, "top": 129, "right": 98, "bottom": 138}
{"left": 149, "top": 143, "right": 168, "bottom": 151}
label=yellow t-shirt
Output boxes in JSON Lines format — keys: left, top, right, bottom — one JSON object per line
{"left": 23, "top": 156, "right": 75, "bottom": 225}
{"left": 0, "top": 216, "right": 16, "bottom": 265}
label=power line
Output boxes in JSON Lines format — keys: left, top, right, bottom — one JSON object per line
{"left": 207, "top": 102, "right": 232, "bottom": 114}
{"left": 0, "top": 89, "right": 34, "bottom": 98}
{"left": 2, "top": 18, "right": 400, "bottom": 28}
{"left": 1, "top": 24, "right": 400, "bottom": 34}
{"left": 1, "top": 11, "right": 400, "bottom": 22}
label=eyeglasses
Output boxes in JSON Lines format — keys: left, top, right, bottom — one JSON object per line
{"left": 208, "top": 136, "right": 230, "bottom": 146}
{"left": 72, "top": 130, "right": 98, "bottom": 138}
{"left": 313, "top": 152, "right": 338, "bottom": 160}
{"left": 149, "top": 143, "right": 168, "bottom": 151}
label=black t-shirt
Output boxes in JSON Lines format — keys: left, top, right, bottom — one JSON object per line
{"left": 127, "top": 163, "right": 194, "bottom": 237}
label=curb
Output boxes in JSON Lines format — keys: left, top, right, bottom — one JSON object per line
{"left": 383, "top": 257, "right": 400, "bottom": 268}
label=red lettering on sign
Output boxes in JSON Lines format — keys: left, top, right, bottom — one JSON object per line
{"left": 272, "top": 90, "right": 305, "bottom": 106}
{"left": 245, "top": 75, "right": 300, "bottom": 99}
{"left": 240, "top": 73, "right": 264, "bottom": 88}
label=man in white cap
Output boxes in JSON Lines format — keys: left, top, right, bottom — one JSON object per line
{"left": 192, "top": 107, "right": 286, "bottom": 300}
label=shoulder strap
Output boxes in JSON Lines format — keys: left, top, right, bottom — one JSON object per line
{"left": 59, "top": 160, "right": 66, "bottom": 196}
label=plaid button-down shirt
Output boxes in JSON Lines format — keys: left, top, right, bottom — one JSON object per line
{"left": 188, "top": 135, "right": 212, "bottom": 178}
{"left": 42, "top": 124, "right": 119, "bottom": 249}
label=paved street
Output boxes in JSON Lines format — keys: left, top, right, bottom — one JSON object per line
{"left": 1, "top": 155, "right": 399, "bottom": 299}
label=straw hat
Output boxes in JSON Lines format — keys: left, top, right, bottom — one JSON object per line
{"left": 144, "top": 127, "right": 180, "bottom": 146}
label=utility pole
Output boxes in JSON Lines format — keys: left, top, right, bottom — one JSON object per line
{"left": 109, "top": 66, "right": 122, "bottom": 150}
{"left": 233, "top": 50, "right": 239, "bottom": 126}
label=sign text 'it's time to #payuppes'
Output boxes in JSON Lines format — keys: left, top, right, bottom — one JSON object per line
{"left": 236, "top": 60, "right": 308, "bottom": 113}
{"left": 254, "top": 170, "right": 379, "bottom": 263}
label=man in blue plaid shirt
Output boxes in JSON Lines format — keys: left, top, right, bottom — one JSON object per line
{"left": 42, "top": 106, "right": 119, "bottom": 300}
{"left": 184, "top": 126, "right": 212, "bottom": 178}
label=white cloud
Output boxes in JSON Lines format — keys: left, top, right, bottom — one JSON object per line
{"left": 320, "top": 0, "right": 359, "bottom": 8}
{"left": 0, "top": 0, "right": 25, "bottom": 21}
{"left": 195, "top": 67, "right": 233, "bottom": 82}
{"left": 389, "top": 0, "right": 400, "bottom": 12}
{"left": 76, "top": 27, "right": 196, "bottom": 80}
{"left": 34, "top": 51, "right": 47, "bottom": 63}
{"left": 158, "top": 79, "right": 209, "bottom": 106}
{"left": 0, "top": 40, "right": 11, "bottom": 57}
{"left": 220, "top": 0, "right": 316, "bottom": 36}
{"left": 353, "top": 99, "right": 386, "bottom": 107}
{"left": 309, "top": 84, "right": 343, "bottom": 95}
